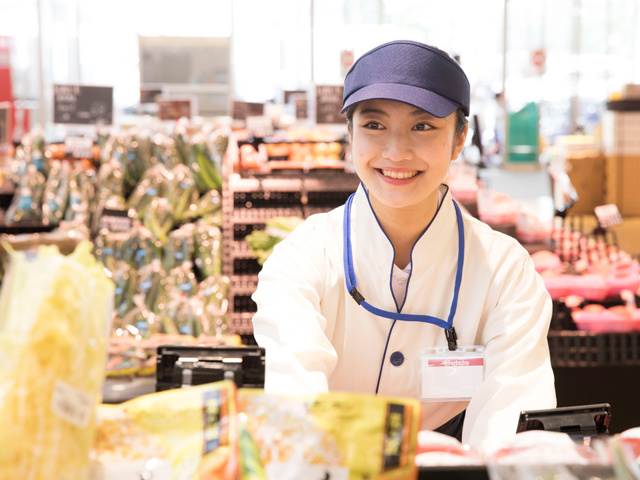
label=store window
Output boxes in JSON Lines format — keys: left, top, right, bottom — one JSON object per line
{"left": 0, "top": 0, "right": 638, "bottom": 141}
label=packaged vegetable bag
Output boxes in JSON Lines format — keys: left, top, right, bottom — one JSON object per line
{"left": 0, "top": 241, "right": 115, "bottom": 480}
{"left": 90, "top": 380, "right": 241, "bottom": 480}
{"left": 237, "top": 389, "right": 421, "bottom": 480}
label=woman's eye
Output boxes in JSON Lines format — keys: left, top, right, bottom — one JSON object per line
{"left": 414, "top": 123, "right": 433, "bottom": 131}
{"left": 363, "top": 121, "right": 384, "bottom": 130}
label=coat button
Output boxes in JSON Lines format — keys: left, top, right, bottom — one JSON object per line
{"left": 390, "top": 351, "right": 404, "bottom": 366}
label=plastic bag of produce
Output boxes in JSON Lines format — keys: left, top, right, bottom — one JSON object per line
{"left": 194, "top": 220, "right": 223, "bottom": 279}
{"left": 109, "top": 259, "right": 139, "bottom": 319}
{"left": 5, "top": 164, "right": 46, "bottom": 223}
{"left": 138, "top": 259, "right": 167, "bottom": 315}
{"left": 163, "top": 223, "right": 196, "bottom": 273}
{"left": 184, "top": 189, "right": 223, "bottom": 224}
{"left": 168, "top": 164, "right": 200, "bottom": 222}
{"left": 0, "top": 241, "right": 115, "bottom": 480}
{"left": 144, "top": 197, "right": 175, "bottom": 245}
{"left": 189, "top": 133, "right": 223, "bottom": 193}
{"left": 96, "top": 157, "right": 127, "bottom": 210}
{"left": 90, "top": 380, "right": 241, "bottom": 480}
{"left": 65, "top": 164, "right": 96, "bottom": 227}
{"left": 166, "top": 261, "right": 199, "bottom": 298}
{"left": 121, "top": 132, "right": 155, "bottom": 189}
{"left": 123, "top": 222, "right": 163, "bottom": 270}
{"left": 42, "top": 160, "right": 71, "bottom": 225}
{"left": 125, "top": 164, "right": 172, "bottom": 219}
{"left": 199, "top": 274, "right": 231, "bottom": 337}
{"left": 237, "top": 389, "right": 421, "bottom": 480}
{"left": 245, "top": 216, "right": 304, "bottom": 266}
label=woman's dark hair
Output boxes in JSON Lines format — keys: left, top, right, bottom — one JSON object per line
{"left": 345, "top": 104, "right": 468, "bottom": 138}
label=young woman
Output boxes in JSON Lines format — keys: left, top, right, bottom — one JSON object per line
{"left": 251, "top": 40, "right": 556, "bottom": 447}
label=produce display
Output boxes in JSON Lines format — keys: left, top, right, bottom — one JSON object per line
{"left": 2, "top": 121, "right": 235, "bottom": 379}
{"left": 531, "top": 227, "right": 640, "bottom": 332}
{"left": 0, "top": 242, "right": 114, "bottom": 480}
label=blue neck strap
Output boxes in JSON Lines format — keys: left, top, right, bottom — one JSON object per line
{"left": 342, "top": 192, "right": 465, "bottom": 343}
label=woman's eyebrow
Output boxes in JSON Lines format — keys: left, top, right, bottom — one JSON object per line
{"left": 358, "top": 107, "right": 388, "bottom": 116}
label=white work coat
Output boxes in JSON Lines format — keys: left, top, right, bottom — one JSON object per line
{"left": 252, "top": 184, "right": 556, "bottom": 447}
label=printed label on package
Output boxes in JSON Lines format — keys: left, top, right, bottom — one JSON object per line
{"left": 51, "top": 379, "right": 93, "bottom": 428}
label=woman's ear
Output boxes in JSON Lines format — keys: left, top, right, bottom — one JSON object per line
{"left": 451, "top": 123, "right": 469, "bottom": 160}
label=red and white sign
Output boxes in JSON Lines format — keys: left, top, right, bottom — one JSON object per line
{"left": 340, "top": 49, "right": 354, "bottom": 78}
{"left": 0, "top": 36, "right": 12, "bottom": 103}
{"left": 427, "top": 357, "right": 484, "bottom": 367}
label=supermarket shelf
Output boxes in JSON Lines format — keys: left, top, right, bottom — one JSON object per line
{"left": 229, "top": 312, "right": 255, "bottom": 335}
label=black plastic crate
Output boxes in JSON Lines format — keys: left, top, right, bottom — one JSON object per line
{"left": 305, "top": 189, "right": 353, "bottom": 207}
{"left": 234, "top": 190, "right": 302, "bottom": 208}
{"left": 233, "top": 257, "right": 262, "bottom": 275}
{"left": 233, "top": 223, "right": 262, "bottom": 241}
{"left": 548, "top": 331, "right": 640, "bottom": 367}
{"left": 233, "top": 294, "right": 257, "bottom": 313}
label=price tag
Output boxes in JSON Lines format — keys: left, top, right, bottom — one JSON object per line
{"left": 245, "top": 116, "right": 274, "bottom": 138}
{"left": 65, "top": 136, "right": 94, "bottom": 159}
{"left": 594, "top": 204, "right": 623, "bottom": 229}
{"left": 51, "top": 379, "right": 94, "bottom": 428}
{"left": 418, "top": 346, "right": 484, "bottom": 402}
{"left": 99, "top": 208, "right": 133, "bottom": 232}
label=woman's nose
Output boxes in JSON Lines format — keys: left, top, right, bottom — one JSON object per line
{"left": 382, "top": 132, "right": 413, "bottom": 162}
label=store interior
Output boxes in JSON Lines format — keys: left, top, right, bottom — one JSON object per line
{"left": 1, "top": 0, "right": 640, "bottom": 478}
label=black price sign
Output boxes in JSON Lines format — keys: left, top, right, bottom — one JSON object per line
{"left": 53, "top": 84, "right": 113, "bottom": 125}
{"left": 99, "top": 208, "right": 133, "bottom": 232}
{"left": 315, "top": 85, "right": 344, "bottom": 124}
{"left": 295, "top": 97, "right": 308, "bottom": 120}
{"left": 232, "top": 101, "right": 265, "bottom": 121}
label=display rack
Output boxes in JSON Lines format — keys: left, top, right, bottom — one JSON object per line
{"left": 221, "top": 164, "right": 360, "bottom": 340}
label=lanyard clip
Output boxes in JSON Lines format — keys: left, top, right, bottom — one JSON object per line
{"left": 349, "top": 287, "right": 365, "bottom": 305}
{"left": 445, "top": 326, "right": 458, "bottom": 351}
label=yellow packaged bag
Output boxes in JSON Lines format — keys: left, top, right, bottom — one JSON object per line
{"left": 90, "top": 380, "right": 240, "bottom": 480}
{"left": 0, "top": 241, "right": 115, "bottom": 480}
{"left": 237, "top": 389, "right": 421, "bottom": 480}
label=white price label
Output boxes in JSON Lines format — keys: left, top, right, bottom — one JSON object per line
{"left": 265, "top": 463, "right": 349, "bottom": 480}
{"left": 65, "top": 136, "right": 94, "bottom": 159}
{"left": 594, "top": 204, "right": 623, "bottom": 228}
{"left": 51, "top": 379, "right": 94, "bottom": 428}
{"left": 245, "top": 116, "right": 274, "bottom": 138}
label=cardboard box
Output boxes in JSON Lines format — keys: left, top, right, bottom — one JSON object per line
{"left": 605, "top": 155, "right": 640, "bottom": 216}
{"left": 565, "top": 153, "right": 606, "bottom": 215}
{"left": 602, "top": 111, "right": 640, "bottom": 155}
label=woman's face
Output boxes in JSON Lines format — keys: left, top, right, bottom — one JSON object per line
{"left": 349, "top": 99, "right": 467, "bottom": 216}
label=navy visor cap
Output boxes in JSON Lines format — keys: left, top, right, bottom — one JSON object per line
{"left": 341, "top": 40, "right": 470, "bottom": 118}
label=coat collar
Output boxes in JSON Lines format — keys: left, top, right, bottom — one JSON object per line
{"left": 348, "top": 183, "right": 460, "bottom": 309}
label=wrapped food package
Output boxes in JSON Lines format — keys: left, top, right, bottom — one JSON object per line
{"left": 90, "top": 380, "right": 240, "bottom": 480}
{"left": 237, "top": 389, "right": 421, "bottom": 480}
{"left": 0, "top": 241, "right": 114, "bottom": 480}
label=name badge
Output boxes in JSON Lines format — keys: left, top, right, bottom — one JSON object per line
{"left": 417, "top": 345, "right": 485, "bottom": 402}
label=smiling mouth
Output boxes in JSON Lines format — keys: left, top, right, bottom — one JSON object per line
{"left": 380, "top": 169, "right": 420, "bottom": 179}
